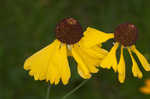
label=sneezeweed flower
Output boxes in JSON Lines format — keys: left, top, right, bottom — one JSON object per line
{"left": 83, "top": 23, "right": 150, "bottom": 83}
{"left": 24, "top": 17, "right": 108, "bottom": 85}
{"left": 140, "top": 79, "right": 150, "bottom": 94}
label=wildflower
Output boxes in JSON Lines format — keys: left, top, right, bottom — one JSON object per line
{"left": 140, "top": 79, "right": 150, "bottom": 94}
{"left": 83, "top": 23, "right": 150, "bottom": 83}
{"left": 24, "top": 17, "right": 108, "bottom": 85}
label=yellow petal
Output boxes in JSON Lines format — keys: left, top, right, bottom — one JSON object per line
{"left": 46, "top": 43, "right": 71, "bottom": 85}
{"left": 71, "top": 45, "right": 91, "bottom": 79}
{"left": 128, "top": 48, "right": 143, "bottom": 79}
{"left": 24, "top": 40, "right": 60, "bottom": 81}
{"left": 118, "top": 46, "right": 125, "bottom": 83}
{"left": 80, "top": 27, "right": 114, "bottom": 48}
{"left": 77, "top": 65, "right": 91, "bottom": 79}
{"left": 60, "top": 45, "right": 71, "bottom": 85}
{"left": 24, "top": 40, "right": 71, "bottom": 85}
{"left": 72, "top": 42, "right": 108, "bottom": 79}
{"left": 81, "top": 46, "right": 108, "bottom": 61}
{"left": 100, "top": 42, "right": 119, "bottom": 72}
{"left": 79, "top": 46, "right": 101, "bottom": 72}
{"left": 131, "top": 45, "right": 150, "bottom": 71}
{"left": 91, "top": 45, "right": 108, "bottom": 58}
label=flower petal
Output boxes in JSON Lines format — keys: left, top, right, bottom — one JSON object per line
{"left": 77, "top": 65, "right": 91, "bottom": 79}
{"left": 131, "top": 45, "right": 150, "bottom": 71}
{"left": 71, "top": 45, "right": 92, "bottom": 79}
{"left": 91, "top": 45, "right": 108, "bottom": 58}
{"left": 128, "top": 48, "right": 143, "bottom": 79}
{"left": 24, "top": 40, "right": 71, "bottom": 85}
{"left": 79, "top": 46, "right": 102, "bottom": 72}
{"left": 81, "top": 27, "right": 114, "bottom": 48}
{"left": 100, "top": 42, "right": 119, "bottom": 72}
{"left": 118, "top": 45, "right": 125, "bottom": 83}
{"left": 24, "top": 40, "right": 60, "bottom": 81}
{"left": 60, "top": 45, "right": 71, "bottom": 85}
{"left": 46, "top": 43, "right": 71, "bottom": 85}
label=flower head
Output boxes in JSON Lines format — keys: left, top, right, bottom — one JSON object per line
{"left": 114, "top": 23, "right": 138, "bottom": 46}
{"left": 55, "top": 17, "right": 83, "bottom": 44}
{"left": 24, "top": 17, "right": 108, "bottom": 85}
{"left": 83, "top": 23, "right": 150, "bottom": 83}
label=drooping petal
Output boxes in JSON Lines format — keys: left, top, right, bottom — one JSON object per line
{"left": 71, "top": 42, "right": 108, "bottom": 79}
{"left": 77, "top": 65, "right": 91, "bottom": 79}
{"left": 46, "top": 43, "right": 71, "bottom": 85}
{"left": 128, "top": 48, "right": 143, "bottom": 79}
{"left": 80, "top": 27, "right": 114, "bottom": 48}
{"left": 24, "top": 40, "right": 71, "bottom": 85}
{"left": 71, "top": 45, "right": 91, "bottom": 79}
{"left": 24, "top": 40, "right": 60, "bottom": 81}
{"left": 82, "top": 45, "right": 108, "bottom": 62}
{"left": 100, "top": 42, "right": 119, "bottom": 72}
{"left": 79, "top": 46, "right": 105, "bottom": 72}
{"left": 79, "top": 39, "right": 108, "bottom": 61}
{"left": 117, "top": 45, "right": 125, "bottom": 83}
{"left": 131, "top": 45, "right": 150, "bottom": 71}
{"left": 60, "top": 47, "right": 71, "bottom": 85}
{"left": 90, "top": 45, "right": 108, "bottom": 58}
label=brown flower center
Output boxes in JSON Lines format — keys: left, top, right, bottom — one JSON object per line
{"left": 55, "top": 17, "right": 83, "bottom": 44}
{"left": 114, "top": 23, "right": 138, "bottom": 46}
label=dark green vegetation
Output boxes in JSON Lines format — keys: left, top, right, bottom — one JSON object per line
{"left": 0, "top": 0, "right": 150, "bottom": 99}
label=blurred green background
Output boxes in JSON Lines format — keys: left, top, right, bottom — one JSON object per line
{"left": 1, "top": 0, "right": 150, "bottom": 99}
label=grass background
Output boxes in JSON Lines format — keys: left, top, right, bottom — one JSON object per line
{"left": 0, "top": 0, "right": 150, "bottom": 99}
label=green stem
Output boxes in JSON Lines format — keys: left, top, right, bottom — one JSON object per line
{"left": 62, "top": 79, "right": 89, "bottom": 99}
{"left": 46, "top": 84, "right": 51, "bottom": 99}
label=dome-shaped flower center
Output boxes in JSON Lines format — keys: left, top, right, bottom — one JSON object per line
{"left": 114, "top": 23, "right": 138, "bottom": 46}
{"left": 55, "top": 17, "right": 83, "bottom": 44}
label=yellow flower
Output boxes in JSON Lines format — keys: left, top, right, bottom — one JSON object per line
{"left": 140, "top": 79, "right": 150, "bottom": 94}
{"left": 83, "top": 23, "right": 150, "bottom": 83}
{"left": 24, "top": 17, "right": 108, "bottom": 85}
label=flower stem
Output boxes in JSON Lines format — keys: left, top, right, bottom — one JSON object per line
{"left": 46, "top": 84, "right": 51, "bottom": 99}
{"left": 62, "top": 79, "right": 89, "bottom": 99}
